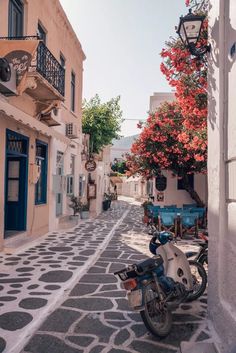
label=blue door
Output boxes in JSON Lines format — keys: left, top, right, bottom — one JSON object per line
{"left": 4, "top": 130, "right": 28, "bottom": 237}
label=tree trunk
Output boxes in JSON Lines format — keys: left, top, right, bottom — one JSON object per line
{"left": 182, "top": 175, "right": 205, "bottom": 207}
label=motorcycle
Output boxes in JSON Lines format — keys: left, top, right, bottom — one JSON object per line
{"left": 114, "top": 231, "right": 207, "bottom": 338}
{"left": 149, "top": 230, "right": 207, "bottom": 301}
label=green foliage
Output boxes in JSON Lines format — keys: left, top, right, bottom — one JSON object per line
{"left": 69, "top": 196, "right": 82, "bottom": 216}
{"left": 82, "top": 94, "right": 123, "bottom": 154}
{"left": 111, "top": 159, "right": 127, "bottom": 174}
{"left": 69, "top": 196, "right": 89, "bottom": 215}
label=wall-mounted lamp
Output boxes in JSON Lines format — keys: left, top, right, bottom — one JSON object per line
{"left": 176, "top": 9, "right": 210, "bottom": 58}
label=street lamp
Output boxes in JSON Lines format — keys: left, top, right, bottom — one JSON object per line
{"left": 176, "top": 9, "right": 210, "bottom": 57}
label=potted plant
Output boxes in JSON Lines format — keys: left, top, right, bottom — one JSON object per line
{"left": 80, "top": 202, "right": 90, "bottom": 219}
{"left": 103, "top": 193, "right": 110, "bottom": 211}
{"left": 68, "top": 196, "right": 82, "bottom": 222}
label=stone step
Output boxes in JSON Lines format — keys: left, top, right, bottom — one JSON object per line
{"left": 180, "top": 342, "right": 218, "bottom": 353}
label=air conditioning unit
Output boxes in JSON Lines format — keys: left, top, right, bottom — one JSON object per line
{"left": 40, "top": 107, "right": 61, "bottom": 127}
{"left": 0, "top": 59, "right": 17, "bottom": 96}
{"left": 66, "top": 123, "right": 78, "bottom": 139}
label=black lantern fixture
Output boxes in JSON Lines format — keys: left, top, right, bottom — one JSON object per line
{"left": 176, "top": 9, "right": 210, "bottom": 57}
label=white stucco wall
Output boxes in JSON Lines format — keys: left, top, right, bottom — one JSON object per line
{"left": 149, "top": 92, "right": 175, "bottom": 113}
{"left": 208, "top": 1, "right": 236, "bottom": 352}
{"left": 153, "top": 171, "right": 207, "bottom": 207}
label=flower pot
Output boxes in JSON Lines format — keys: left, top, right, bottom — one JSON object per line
{"left": 80, "top": 211, "right": 90, "bottom": 220}
{"left": 102, "top": 200, "right": 109, "bottom": 211}
{"left": 69, "top": 214, "right": 80, "bottom": 226}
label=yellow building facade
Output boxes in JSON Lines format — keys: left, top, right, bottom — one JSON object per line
{"left": 0, "top": 0, "right": 85, "bottom": 250}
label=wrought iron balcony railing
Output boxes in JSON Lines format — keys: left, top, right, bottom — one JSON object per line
{"left": 0, "top": 36, "right": 65, "bottom": 97}
{"left": 35, "top": 41, "right": 65, "bottom": 96}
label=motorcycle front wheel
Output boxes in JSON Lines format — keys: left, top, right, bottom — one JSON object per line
{"left": 140, "top": 283, "right": 172, "bottom": 338}
{"left": 187, "top": 260, "right": 207, "bottom": 302}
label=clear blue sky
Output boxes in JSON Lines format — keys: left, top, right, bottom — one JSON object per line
{"left": 59, "top": 0, "right": 187, "bottom": 137}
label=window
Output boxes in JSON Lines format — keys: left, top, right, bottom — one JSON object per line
{"left": 9, "top": 0, "right": 24, "bottom": 37}
{"left": 177, "top": 174, "right": 194, "bottom": 190}
{"left": 37, "top": 23, "right": 47, "bottom": 44}
{"left": 66, "top": 155, "right": 75, "bottom": 195}
{"left": 79, "top": 174, "right": 86, "bottom": 197}
{"left": 66, "top": 175, "right": 74, "bottom": 195}
{"left": 35, "top": 141, "right": 48, "bottom": 204}
{"left": 71, "top": 71, "right": 75, "bottom": 112}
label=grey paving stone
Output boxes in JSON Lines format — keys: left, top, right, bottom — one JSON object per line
{"left": 39, "top": 308, "right": 81, "bottom": 332}
{"left": 44, "top": 285, "right": 61, "bottom": 291}
{"left": 63, "top": 297, "right": 113, "bottom": 311}
{"left": 67, "top": 262, "right": 84, "bottom": 266}
{"left": 89, "top": 345, "right": 106, "bottom": 353}
{"left": 115, "top": 298, "right": 131, "bottom": 311}
{"left": 100, "top": 251, "right": 122, "bottom": 258}
{"left": 24, "top": 334, "right": 83, "bottom": 353}
{"left": 48, "top": 247, "right": 73, "bottom": 252}
{"left": 0, "top": 311, "right": 33, "bottom": 331}
{"left": 27, "top": 285, "right": 39, "bottom": 290}
{"left": 80, "top": 274, "right": 117, "bottom": 284}
{"left": 0, "top": 278, "right": 31, "bottom": 283}
{"left": 66, "top": 335, "right": 94, "bottom": 347}
{"left": 19, "top": 298, "right": 47, "bottom": 310}
{"left": 100, "top": 284, "right": 118, "bottom": 291}
{"left": 88, "top": 267, "right": 106, "bottom": 274}
{"left": 79, "top": 250, "right": 96, "bottom": 256}
{"left": 131, "top": 324, "right": 148, "bottom": 337}
{"left": 39, "top": 270, "right": 73, "bottom": 283}
{"left": 107, "top": 321, "right": 130, "bottom": 328}
{"left": 153, "top": 323, "right": 199, "bottom": 347}
{"left": 104, "top": 312, "right": 126, "bottom": 320}
{"left": 197, "top": 331, "right": 211, "bottom": 341}
{"left": 130, "top": 340, "right": 176, "bottom": 353}
{"left": 173, "top": 314, "right": 201, "bottom": 322}
{"left": 0, "top": 296, "right": 17, "bottom": 301}
{"left": 127, "top": 312, "right": 142, "bottom": 322}
{"left": 114, "top": 328, "right": 130, "bottom": 345}
{"left": 74, "top": 316, "right": 116, "bottom": 343}
{"left": 7, "top": 290, "right": 21, "bottom": 294}
{"left": 109, "top": 263, "right": 128, "bottom": 273}
{"left": 94, "top": 262, "right": 110, "bottom": 268}
{"left": 69, "top": 284, "right": 99, "bottom": 297}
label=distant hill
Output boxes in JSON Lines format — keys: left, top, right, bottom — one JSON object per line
{"left": 110, "top": 134, "right": 139, "bottom": 161}
{"left": 112, "top": 134, "right": 139, "bottom": 149}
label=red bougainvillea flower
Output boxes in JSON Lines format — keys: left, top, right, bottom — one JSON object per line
{"left": 126, "top": 0, "right": 207, "bottom": 206}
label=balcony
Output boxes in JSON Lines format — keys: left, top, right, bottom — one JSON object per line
{"left": 0, "top": 36, "right": 65, "bottom": 100}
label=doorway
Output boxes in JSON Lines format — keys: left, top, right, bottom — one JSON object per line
{"left": 4, "top": 130, "right": 29, "bottom": 237}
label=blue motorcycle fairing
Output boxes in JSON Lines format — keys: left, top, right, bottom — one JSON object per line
{"left": 158, "top": 275, "right": 176, "bottom": 292}
{"left": 159, "top": 231, "right": 173, "bottom": 245}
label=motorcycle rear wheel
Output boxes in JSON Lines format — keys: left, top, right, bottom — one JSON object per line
{"left": 140, "top": 284, "right": 172, "bottom": 338}
{"left": 187, "top": 260, "right": 207, "bottom": 302}
{"left": 199, "top": 254, "right": 208, "bottom": 275}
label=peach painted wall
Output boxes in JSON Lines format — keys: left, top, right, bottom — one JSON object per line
{"left": 0, "top": 0, "right": 85, "bottom": 248}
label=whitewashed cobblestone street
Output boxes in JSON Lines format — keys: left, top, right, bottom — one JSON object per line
{"left": 0, "top": 199, "right": 210, "bottom": 353}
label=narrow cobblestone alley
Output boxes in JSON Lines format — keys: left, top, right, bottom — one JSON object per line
{"left": 0, "top": 200, "right": 210, "bottom": 353}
